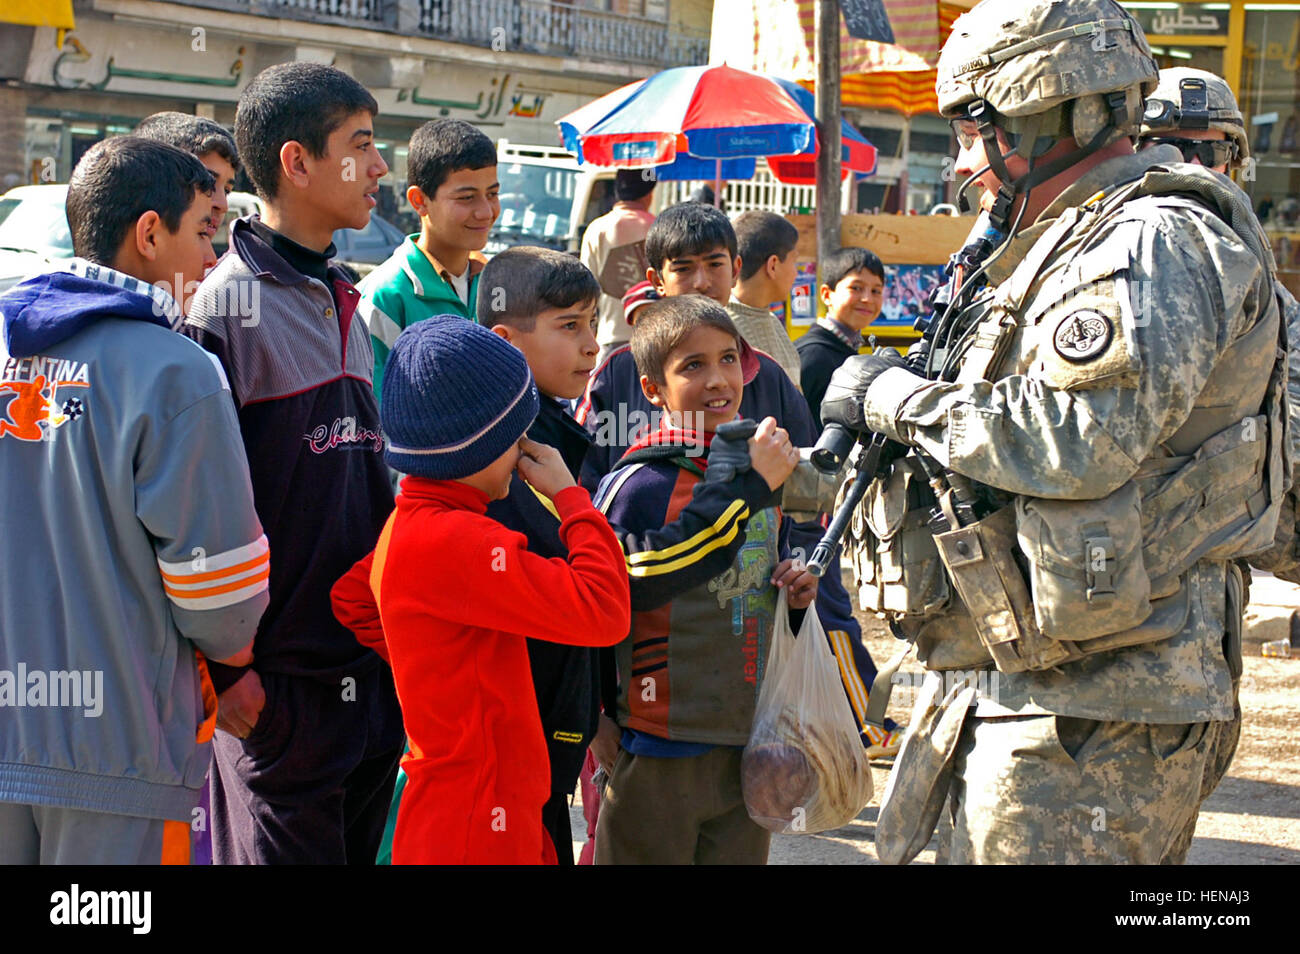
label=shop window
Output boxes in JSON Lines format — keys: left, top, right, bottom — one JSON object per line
{"left": 1241, "top": 7, "right": 1300, "bottom": 295}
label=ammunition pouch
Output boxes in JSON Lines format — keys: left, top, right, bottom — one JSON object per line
{"left": 849, "top": 460, "right": 950, "bottom": 619}
{"left": 1015, "top": 480, "right": 1151, "bottom": 642}
{"left": 902, "top": 597, "right": 997, "bottom": 672}
{"left": 934, "top": 505, "right": 1081, "bottom": 673}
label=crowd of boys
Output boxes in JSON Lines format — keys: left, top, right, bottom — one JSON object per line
{"left": 0, "top": 60, "right": 903, "bottom": 866}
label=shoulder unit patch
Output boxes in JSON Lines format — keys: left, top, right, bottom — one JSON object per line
{"left": 1052, "top": 310, "right": 1113, "bottom": 363}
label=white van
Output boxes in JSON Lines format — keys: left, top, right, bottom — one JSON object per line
{"left": 488, "top": 140, "right": 816, "bottom": 256}
{"left": 489, "top": 140, "right": 623, "bottom": 256}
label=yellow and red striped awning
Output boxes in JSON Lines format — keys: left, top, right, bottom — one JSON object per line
{"left": 837, "top": 3, "right": 962, "bottom": 116}
{"left": 713, "top": 0, "right": 966, "bottom": 116}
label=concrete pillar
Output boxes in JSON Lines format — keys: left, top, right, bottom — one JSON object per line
{"left": 0, "top": 86, "right": 28, "bottom": 189}
{"left": 396, "top": 0, "right": 424, "bottom": 35}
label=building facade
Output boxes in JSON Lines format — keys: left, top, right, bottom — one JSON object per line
{"left": 1, "top": 0, "right": 711, "bottom": 226}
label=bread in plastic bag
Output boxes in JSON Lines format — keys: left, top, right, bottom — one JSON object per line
{"left": 741, "top": 590, "right": 874, "bottom": 834}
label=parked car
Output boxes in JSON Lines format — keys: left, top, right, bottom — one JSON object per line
{"left": 0, "top": 185, "right": 73, "bottom": 294}
{"left": 332, "top": 212, "right": 406, "bottom": 268}
{"left": 212, "top": 191, "right": 261, "bottom": 258}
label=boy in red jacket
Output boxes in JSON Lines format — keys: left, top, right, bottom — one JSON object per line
{"left": 332, "top": 315, "right": 630, "bottom": 864}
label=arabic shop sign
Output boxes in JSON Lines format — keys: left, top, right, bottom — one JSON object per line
{"left": 395, "top": 72, "right": 551, "bottom": 121}
{"left": 26, "top": 21, "right": 249, "bottom": 98}
{"left": 52, "top": 38, "right": 245, "bottom": 91}
{"left": 27, "top": 21, "right": 556, "bottom": 126}
{"left": 1136, "top": 4, "right": 1228, "bottom": 36}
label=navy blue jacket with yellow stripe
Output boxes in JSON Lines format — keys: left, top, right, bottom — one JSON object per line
{"left": 594, "top": 428, "right": 794, "bottom": 745}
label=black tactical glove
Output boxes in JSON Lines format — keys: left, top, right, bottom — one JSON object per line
{"left": 819, "top": 349, "right": 909, "bottom": 433}
{"left": 705, "top": 418, "right": 756, "bottom": 483}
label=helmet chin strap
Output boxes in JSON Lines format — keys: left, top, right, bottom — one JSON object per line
{"left": 968, "top": 91, "right": 1130, "bottom": 234}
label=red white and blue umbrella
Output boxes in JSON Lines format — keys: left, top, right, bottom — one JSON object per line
{"left": 556, "top": 64, "right": 875, "bottom": 185}
{"left": 767, "top": 76, "right": 877, "bottom": 185}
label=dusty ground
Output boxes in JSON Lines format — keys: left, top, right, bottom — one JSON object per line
{"left": 568, "top": 569, "right": 1300, "bottom": 864}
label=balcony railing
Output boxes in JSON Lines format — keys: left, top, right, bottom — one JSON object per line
{"left": 254, "top": 0, "right": 390, "bottom": 28}
{"left": 171, "top": 0, "right": 709, "bottom": 69}
{"left": 417, "top": 0, "right": 710, "bottom": 67}
{"left": 268, "top": 0, "right": 380, "bottom": 18}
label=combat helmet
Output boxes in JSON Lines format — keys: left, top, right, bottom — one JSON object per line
{"left": 1140, "top": 67, "right": 1249, "bottom": 167}
{"left": 937, "top": 0, "right": 1159, "bottom": 227}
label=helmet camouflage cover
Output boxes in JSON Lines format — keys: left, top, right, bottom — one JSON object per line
{"left": 1141, "top": 66, "right": 1250, "bottom": 164}
{"left": 937, "top": 0, "right": 1159, "bottom": 144}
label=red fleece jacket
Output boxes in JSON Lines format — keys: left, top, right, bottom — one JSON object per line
{"left": 331, "top": 476, "right": 630, "bottom": 865}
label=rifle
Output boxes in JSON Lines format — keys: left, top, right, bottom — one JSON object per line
{"left": 805, "top": 211, "right": 1007, "bottom": 578}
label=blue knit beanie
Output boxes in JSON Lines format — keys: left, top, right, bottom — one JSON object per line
{"left": 381, "top": 315, "right": 539, "bottom": 480}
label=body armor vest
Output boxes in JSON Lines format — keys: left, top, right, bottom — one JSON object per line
{"left": 856, "top": 165, "right": 1290, "bottom": 674}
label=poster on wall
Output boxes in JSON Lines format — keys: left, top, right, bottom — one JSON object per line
{"left": 876, "top": 263, "right": 944, "bottom": 329}
{"left": 789, "top": 261, "right": 818, "bottom": 327}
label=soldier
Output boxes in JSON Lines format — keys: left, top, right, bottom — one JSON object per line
{"left": 1138, "top": 67, "right": 1300, "bottom": 863}
{"left": 821, "top": 0, "right": 1291, "bottom": 864}
{"left": 1139, "top": 66, "right": 1300, "bottom": 478}
{"left": 1137, "top": 67, "right": 1250, "bottom": 174}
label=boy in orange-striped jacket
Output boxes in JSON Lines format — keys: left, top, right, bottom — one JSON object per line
{"left": 0, "top": 138, "right": 267, "bottom": 863}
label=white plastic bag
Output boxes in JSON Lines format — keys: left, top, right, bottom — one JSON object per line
{"left": 741, "top": 591, "right": 874, "bottom": 834}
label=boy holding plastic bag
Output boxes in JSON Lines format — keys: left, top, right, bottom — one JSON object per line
{"left": 593, "top": 295, "right": 864, "bottom": 864}
{"left": 742, "top": 592, "right": 875, "bottom": 835}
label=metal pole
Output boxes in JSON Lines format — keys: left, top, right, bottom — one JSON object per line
{"left": 898, "top": 114, "right": 911, "bottom": 212}
{"left": 815, "top": 0, "right": 842, "bottom": 287}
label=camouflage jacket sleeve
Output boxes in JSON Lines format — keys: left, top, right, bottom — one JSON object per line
{"left": 861, "top": 202, "right": 1267, "bottom": 500}
{"left": 1283, "top": 284, "right": 1300, "bottom": 463}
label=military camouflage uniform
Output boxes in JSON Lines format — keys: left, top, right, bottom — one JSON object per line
{"left": 836, "top": 0, "right": 1290, "bottom": 865}
{"left": 1139, "top": 67, "right": 1271, "bottom": 862}
{"left": 1140, "top": 65, "right": 1300, "bottom": 474}
{"left": 1138, "top": 65, "right": 1300, "bottom": 857}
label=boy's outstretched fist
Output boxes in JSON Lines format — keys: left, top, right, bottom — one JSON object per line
{"left": 516, "top": 437, "right": 577, "bottom": 499}
{"left": 704, "top": 418, "right": 755, "bottom": 484}
{"left": 748, "top": 416, "right": 800, "bottom": 491}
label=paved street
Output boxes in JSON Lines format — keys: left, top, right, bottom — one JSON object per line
{"left": 565, "top": 569, "right": 1300, "bottom": 865}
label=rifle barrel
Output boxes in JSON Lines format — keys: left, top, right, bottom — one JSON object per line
{"left": 806, "top": 433, "right": 891, "bottom": 577}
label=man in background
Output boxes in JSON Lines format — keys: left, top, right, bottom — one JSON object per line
{"left": 583, "top": 168, "right": 656, "bottom": 363}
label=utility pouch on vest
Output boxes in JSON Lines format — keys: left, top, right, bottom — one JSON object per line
{"left": 1254, "top": 487, "right": 1300, "bottom": 584}
{"left": 933, "top": 505, "right": 1081, "bottom": 673}
{"left": 851, "top": 461, "right": 950, "bottom": 619}
{"left": 1015, "top": 480, "right": 1152, "bottom": 642}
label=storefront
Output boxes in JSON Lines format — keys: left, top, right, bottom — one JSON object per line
{"left": 9, "top": 9, "right": 636, "bottom": 233}
{"left": 1126, "top": 1, "right": 1300, "bottom": 295}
